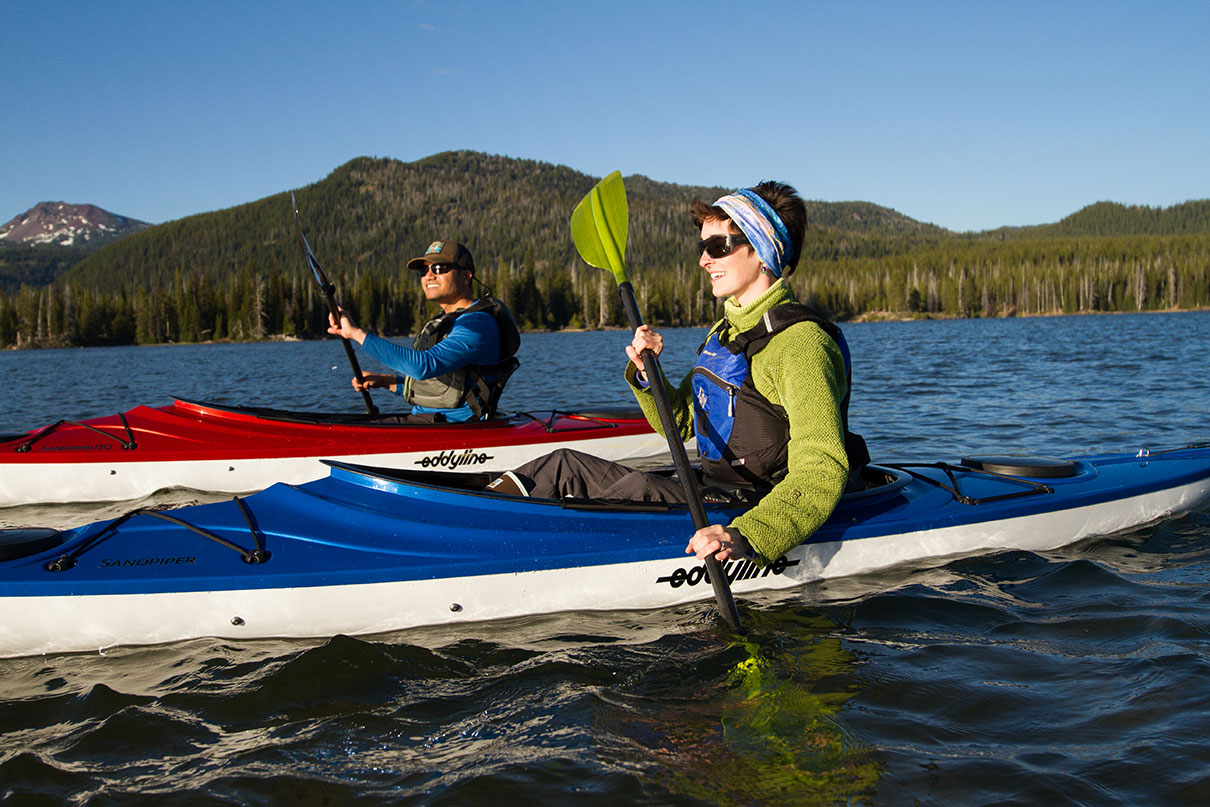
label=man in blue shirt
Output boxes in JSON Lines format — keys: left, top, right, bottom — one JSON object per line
{"left": 327, "top": 240, "right": 520, "bottom": 422}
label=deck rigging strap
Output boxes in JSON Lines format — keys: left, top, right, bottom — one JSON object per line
{"left": 513, "top": 410, "right": 625, "bottom": 434}
{"left": 44, "top": 496, "right": 269, "bottom": 572}
{"left": 513, "top": 411, "right": 559, "bottom": 433}
{"left": 886, "top": 462, "right": 1054, "bottom": 505}
{"left": 1137, "top": 441, "right": 1210, "bottom": 457}
{"left": 14, "top": 412, "right": 138, "bottom": 453}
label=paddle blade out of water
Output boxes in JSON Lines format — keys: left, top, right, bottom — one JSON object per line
{"left": 570, "top": 170, "right": 629, "bottom": 285}
{"left": 291, "top": 193, "right": 377, "bottom": 415}
{"left": 571, "top": 173, "right": 743, "bottom": 634}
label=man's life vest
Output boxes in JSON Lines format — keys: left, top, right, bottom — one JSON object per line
{"left": 402, "top": 297, "right": 522, "bottom": 419}
{"left": 690, "top": 302, "right": 869, "bottom": 490}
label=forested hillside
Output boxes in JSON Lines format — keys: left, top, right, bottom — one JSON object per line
{"left": 0, "top": 243, "right": 92, "bottom": 294}
{"left": 1, "top": 151, "right": 1207, "bottom": 348}
{"left": 1024, "top": 200, "right": 1210, "bottom": 238}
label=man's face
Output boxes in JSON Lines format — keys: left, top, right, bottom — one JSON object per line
{"left": 416, "top": 263, "right": 471, "bottom": 305}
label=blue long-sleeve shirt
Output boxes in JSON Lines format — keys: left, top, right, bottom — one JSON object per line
{"left": 360, "top": 311, "right": 501, "bottom": 422}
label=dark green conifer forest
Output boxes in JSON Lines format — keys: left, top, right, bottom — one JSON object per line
{"left": 1, "top": 151, "right": 1207, "bottom": 349}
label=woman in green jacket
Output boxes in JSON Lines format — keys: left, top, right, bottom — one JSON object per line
{"left": 490, "top": 181, "right": 863, "bottom": 567}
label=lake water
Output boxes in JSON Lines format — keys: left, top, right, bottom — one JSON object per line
{"left": 2, "top": 311, "right": 1209, "bottom": 804}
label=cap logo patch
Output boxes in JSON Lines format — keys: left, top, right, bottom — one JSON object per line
{"left": 425, "top": 241, "right": 446, "bottom": 255}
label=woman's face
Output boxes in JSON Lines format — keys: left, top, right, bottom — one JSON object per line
{"left": 699, "top": 217, "right": 770, "bottom": 306}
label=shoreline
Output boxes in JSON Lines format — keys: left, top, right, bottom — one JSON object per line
{"left": 5, "top": 305, "right": 1207, "bottom": 350}
{"left": 845, "top": 305, "right": 1209, "bottom": 323}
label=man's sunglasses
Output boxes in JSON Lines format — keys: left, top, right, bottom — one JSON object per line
{"left": 412, "top": 263, "right": 462, "bottom": 276}
{"left": 697, "top": 233, "right": 749, "bottom": 259}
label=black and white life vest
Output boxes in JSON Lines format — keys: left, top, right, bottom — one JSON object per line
{"left": 402, "top": 297, "right": 521, "bottom": 419}
{"left": 690, "top": 302, "right": 867, "bottom": 489}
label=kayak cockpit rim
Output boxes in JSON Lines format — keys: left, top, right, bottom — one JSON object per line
{"left": 318, "top": 459, "right": 917, "bottom": 510}
{"left": 173, "top": 398, "right": 647, "bottom": 433}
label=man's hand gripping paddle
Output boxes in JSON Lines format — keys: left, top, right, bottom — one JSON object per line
{"left": 291, "top": 193, "right": 377, "bottom": 415}
{"left": 569, "top": 172, "right": 744, "bottom": 633}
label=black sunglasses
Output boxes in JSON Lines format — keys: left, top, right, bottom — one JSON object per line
{"left": 412, "top": 263, "right": 462, "bottom": 276}
{"left": 697, "top": 233, "right": 749, "bottom": 259}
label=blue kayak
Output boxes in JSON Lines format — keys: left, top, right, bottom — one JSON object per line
{"left": 3, "top": 444, "right": 1209, "bottom": 657}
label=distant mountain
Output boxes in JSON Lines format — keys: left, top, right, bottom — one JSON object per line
{"left": 6, "top": 152, "right": 1209, "bottom": 347}
{"left": 1042, "top": 200, "right": 1210, "bottom": 236}
{"left": 807, "top": 201, "right": 948, "bottom": 235}
{"left": 0, "top": 202, "right": 149, "bottom": 247}
{"left": 986, "top": 200, "right": 1210, "bottom": 239}
{"left": 62, "top": 152, "right": 943, "bottom": 293}
{"left": 9, "top": 153, "right": 1206, "bottom": 299}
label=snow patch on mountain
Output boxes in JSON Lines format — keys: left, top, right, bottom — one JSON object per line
{"left": 0, "top": 202, "right": 150, "bottom": 247}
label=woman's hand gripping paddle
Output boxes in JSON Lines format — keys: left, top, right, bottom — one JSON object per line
{"left": 291, "top": 194, "right": 378, "bottom": 415}
{"left": 570, "top": 171, "right": 744, "bottom": 634}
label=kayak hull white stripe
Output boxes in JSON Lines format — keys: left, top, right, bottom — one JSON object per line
{"left": 4, "top": 474, "right": 1207, "bottom": 658}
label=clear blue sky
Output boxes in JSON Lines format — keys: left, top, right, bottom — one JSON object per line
{"left": 2, "top": 0, "right": 1207, "bottom": 233}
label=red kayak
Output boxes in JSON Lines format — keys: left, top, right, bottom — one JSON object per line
{"left": 0, "top": 399, "right": 669, "bottom": 506}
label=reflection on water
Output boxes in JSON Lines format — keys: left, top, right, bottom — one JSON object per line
{"left": 535, "top": 608, "right": 884, "bottom": 805}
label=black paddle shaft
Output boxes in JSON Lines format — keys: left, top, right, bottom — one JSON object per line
{"left": 291, "top": 200, "right": 377, "bottom": 415}
{"left": 319, "top": 287, "right": 378, "bottom": 416}
{"left": 617, "top": 281, "right": 744, "bottom": 633}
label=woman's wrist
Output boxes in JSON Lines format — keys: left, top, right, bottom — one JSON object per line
{"left": 724, "top": 526, "right": 755, "bottom": 559}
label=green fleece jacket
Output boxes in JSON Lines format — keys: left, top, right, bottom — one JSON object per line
{"left": 625, "top": 279, "right": 849, "bottom": 563}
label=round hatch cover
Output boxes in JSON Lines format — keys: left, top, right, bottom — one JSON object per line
{"left": 0, "top": 527, "right": 64, "bottom": 561}
{"left": 960, "top": 455, "right": 1079, "bottom": 478}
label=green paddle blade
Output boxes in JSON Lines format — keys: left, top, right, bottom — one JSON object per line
{"left": 570, "top": 170, "right": 629, "bottom": 285}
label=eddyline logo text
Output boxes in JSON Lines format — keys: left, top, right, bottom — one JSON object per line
{"left": 657, "top": 555, "right": 800, "bottom": 588}
{"left": 414, "top": 449, "right": 494, "bottom": 470}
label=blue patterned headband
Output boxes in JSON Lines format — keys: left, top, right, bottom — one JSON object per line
{"left": 712, "top": 189, "right": 792, "bottom": 278}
